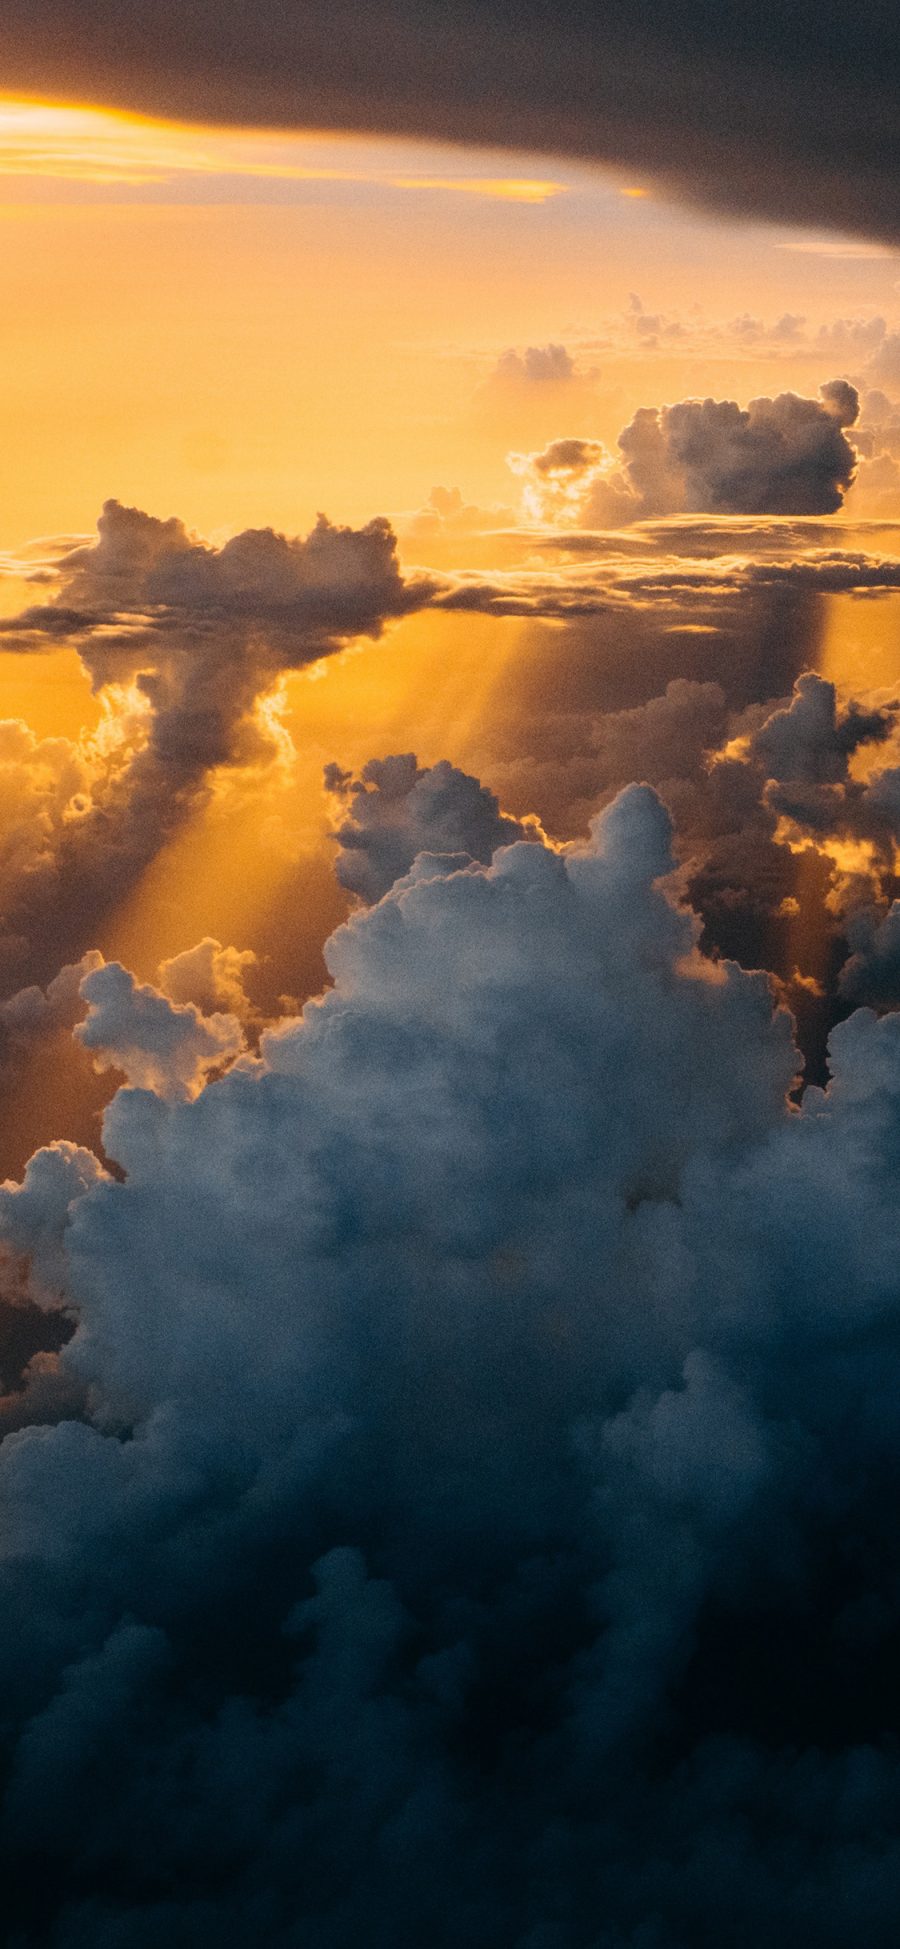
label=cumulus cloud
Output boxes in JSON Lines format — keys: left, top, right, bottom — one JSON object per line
{"left": 512, "top": 384, "right": 861, "bottom": 528}
{"left": 4, "top": 498, "right": 432, "bottom": 777}
{"left": 325, "top": 752, "right": 537, "bottom": 902}
{"left": 840, "top": 902, "right": 900, "bottom": 1007}
{"left": 866, "top": 330, "right": 900, "bottom": 389}
{"left": 508, "top": 437, "right": 636, "bottom": 527}
{"left": 435, "top": 616, "right": 899, "bottom": 1077}
{"left": 397, "top": 486, "right": 520, "bottom": 568}
{"left": 752, "top": 675, "right": 900, "bottom": 873}
{"left": 0, "top": 500, "right": 437, "bottom": 997}
{"left": 629, "top": 379, "right": 859, "bottom": 516}
{"left": 75, "top": 961, "right": 246, "bottom": 1099}
{"left": 0, "top": 951, "right": 105, "bottom": 1041}
{"left": 5, "top": 786, "right": 900, "bottom": 1939}
{"left": 158, "top": 937, "right": 260, "bottom": 1022}
{"left": 492, "top": 344, "right": 577, "bottom": 385}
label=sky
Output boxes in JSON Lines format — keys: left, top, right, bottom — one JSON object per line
{"left": 2, "top": 17, "right": 900, "bottom": 1943}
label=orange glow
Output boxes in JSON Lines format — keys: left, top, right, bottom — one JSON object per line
{"left": 818, "top": 589, "right": 900, "bottom": 695}
{"left": 391, "top": 176, "right": 566, "bottom": 203}
{"left": 0, "top": 648, "right": 99, "bottom": 742}
{"left": 0, "top": 98, "right": 568, "bottom": 202}
{"left": 96, "top": 609, "right": 526, "bottom": 984}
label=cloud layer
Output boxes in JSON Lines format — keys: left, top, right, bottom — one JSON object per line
{"left": 3, "top": 0, "right": 900, "bottom": 241}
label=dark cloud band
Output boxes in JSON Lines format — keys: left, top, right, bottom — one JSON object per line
{"left": 3, "top": 0, "right": 900, "bottom": 238}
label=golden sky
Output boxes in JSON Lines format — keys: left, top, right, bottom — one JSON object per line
{"left": 1, "top": 97, "right": 899, "bottom": 544}
{"left": 1, "top": 94, "right": 899, "bottom": 1166}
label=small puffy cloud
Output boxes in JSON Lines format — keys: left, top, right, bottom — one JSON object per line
{"left": 75, "top": 962, "right": 246, "bottom": 1099}
{"left": 0, "top": 1139, "right": 106, "bottom": 1310}
{"left": 325, "top": 752, "right": 536, "bottom": 902}
{"left": 509, "top": 436, "right": 635, "bottom": 524}
{"left": 492, "top": 343, "right": 577, "bottom": 384}
{"left": 816, "top": 313, "right": 889, "bottom": 363}
{"left": 753, "top": 670, "right": 895, "bottom": 787}
{"left": 866, "top": 330, "right": 900, "bottom": 388}
{"left": 398, "top": 485, "right": 519, "bottom": 564}
{"left": 157, "top": 938, "right": 259, "bottom": 1022}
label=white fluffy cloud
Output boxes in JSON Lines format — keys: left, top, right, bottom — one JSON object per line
{"left": 75, "top": 961, "right": 246, "bottom": 1099}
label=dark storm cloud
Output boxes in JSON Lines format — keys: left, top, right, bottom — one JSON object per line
{"left": 3, "top": 0, "right": 900, "bottom": 241}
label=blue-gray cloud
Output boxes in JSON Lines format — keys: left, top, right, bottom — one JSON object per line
{"left": 1, "top": 790, "right": 900, "bottom": 1940}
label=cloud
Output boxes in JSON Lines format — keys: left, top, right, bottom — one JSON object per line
{"left": 0, "top": 952, "right": 104, "bottom": 1041}
{"left": 866, "top": 331, "right": 900, "bottom": 389}
{"left": 435, "top": 538, "right": 900, "bottom": 624}
{"left": 3, "top": 0, "right": 900, "bottom": 243}
{"left": 426, "top": 609, "right": 899, "bottom": 1079}
{"left": 6, "top": 786, "right": 900, "bottom": 1937}
{"left": 0, "top": 502, "right": 434, "bottom": 839}
{"left": 509, "top": 437, "right": 636, "bottom": 527}
{"left": 397, "top": 486, "right": 520, "bottom": 567}
{"left": 0, "top": 500, "right": 437, "bottom": 996}
{"left": 841, "top": 902, "right": 900, "bottom": 1007}
{"left": 627, "top": 380, "right": 860, "bottom": 517}
{"left": 5, "top": 499, "right": 432, "bottom": 772}
{"left": 492, "top": 344, "right": 577, "bottom": 385}
{"left": 158, "top": 937, "right": 260, "bottom": 1022}
{"left": 512, "top": 384, "right": 861, "bottom": 527}
{"left": 816, "top": 313, "right": 890, "bottom": 363}
{"left": 325, "top": 752, "right": 537, "bottom": 902}
{"left": 75, "top": 961, "right": 246, "bottom": 1100}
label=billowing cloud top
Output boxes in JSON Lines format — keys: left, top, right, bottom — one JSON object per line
{"left": 325, "top": 752, "right": 536, "bottom": 902}
{"left": 514, "top": 382, "right": 861, "bottom": 525}
{"left": 5, "top": 786, "right": 900, "bottom": 1939}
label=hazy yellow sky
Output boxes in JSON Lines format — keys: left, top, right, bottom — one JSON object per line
{"left": 1, "top": 98, "right": 899, "bottom": 545}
